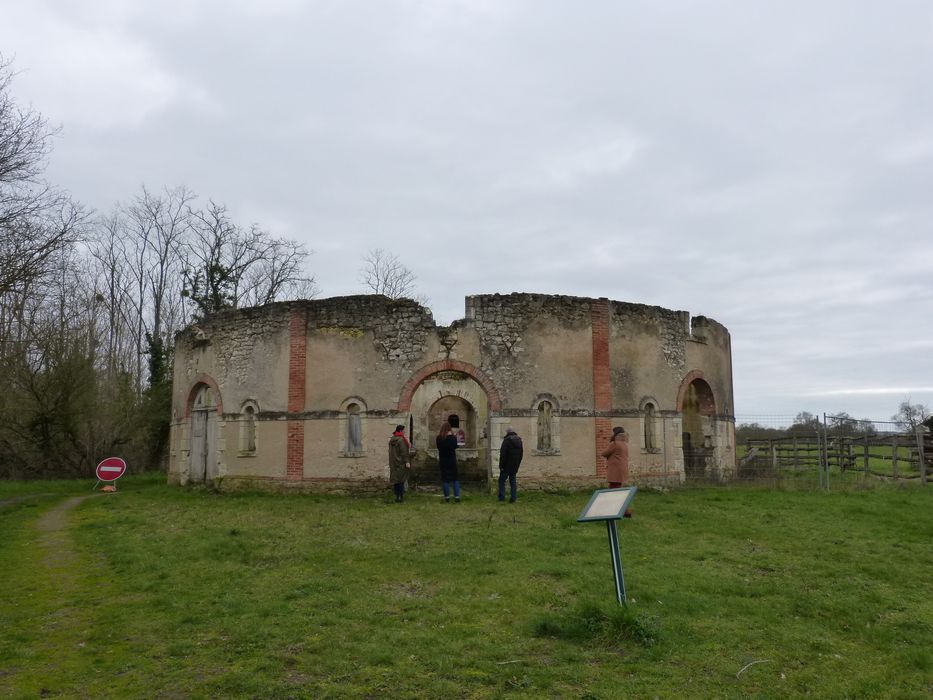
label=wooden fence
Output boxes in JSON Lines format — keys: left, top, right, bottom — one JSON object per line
{"left": 739, "top": 432, "right": 930, "bottom": 485}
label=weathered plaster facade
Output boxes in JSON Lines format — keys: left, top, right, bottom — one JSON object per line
{"left": 169, "top": 293, "right": 736, "bottom": 491}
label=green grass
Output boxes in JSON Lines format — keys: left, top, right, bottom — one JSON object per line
{"left": 1, "top": 478, "right": 931, "bottom": 698}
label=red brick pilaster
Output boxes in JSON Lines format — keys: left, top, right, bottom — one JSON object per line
{"left": 592, "top": 298, "right": 612, "bottom": 477}
{"left": 286, "top": 309, "right": 307, "bottom": 481}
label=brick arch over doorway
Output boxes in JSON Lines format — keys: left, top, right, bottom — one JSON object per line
{"left": 184, "top": 374, "right": 224, "bottom": 417}
{"left": 675, "top": 370, "right": 716, "bottom": 415}
{"left": 397, "top": 360, "right": 502, "bottom": 412}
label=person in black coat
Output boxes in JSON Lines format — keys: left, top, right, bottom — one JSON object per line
{"left": 498, "top": 426, "right": 523, "bottom": 503}
{"left": 436, "top": 422, "right": 460, "bottom": 502}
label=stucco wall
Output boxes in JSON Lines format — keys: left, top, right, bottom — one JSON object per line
{"left": 608, "top": 302, "right": 689, "bottom": 410}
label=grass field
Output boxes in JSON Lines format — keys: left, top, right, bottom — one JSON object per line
{"left": 1, "top": 477, "right": 931, "bottom": 698}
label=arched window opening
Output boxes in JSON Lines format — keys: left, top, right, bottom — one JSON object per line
{"left": 347, "top": 403, "right": 362, "bottom": 453}
{"left": 448, "top": 414, "right": 466, "bottom": 446}
{"left": 240, "top": 405, "right": 257, "bottom": 454}
{"left": 537, "top": 401, "right": 553, "bottom": 451}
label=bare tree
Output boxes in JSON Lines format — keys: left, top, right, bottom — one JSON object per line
{"left": 359, "top": 248, "right": 419, "bottom": 300}
{"left": 86, "top": 211, "right": 141, "bottom": 382}
{"left": 181, "top": 200, "right": 242, "bottom": 315}
{"left": 0, "top": 199, "right": 84, "bottom": 294}
{"left": 237, "top": 232, "right": 317, "bottom": 306}
{"left": 0, "top": 56, "right": 85, "bottom": 355}
{"left": 0, "top": 54, "right": 77, "bottom": 291}
{"left": 0, "top": 57, "right": 52, "bottom": 185}
{"left": 120, "top": 185, "right": 194, "bottom": 392}
{"left": 891, "top": 397, "right": 931, "bottom": 433}
{"left": 125, "top": 185, "right": 194, "bottom": 339}
{"left": 183, "top": 200, "right": 316, "bottom": 317}
{"left": 787, "top": 411, "right": 821, "bottom": 436}
{"left": 0, "top": 243, "right": 106, "bottom": 477}
{"left": 0, "top": 56, "right": 178, "bottom": 477}
{"left": 238, "top": 237, "right": 318, "bottom": 306}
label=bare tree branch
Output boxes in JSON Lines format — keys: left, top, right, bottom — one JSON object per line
{"left": 183, "top": 202, "right": 316, "bottom": 316}
{"left": 359, "top": 248, "right": 419, "bottom": 300}
{"left": 891, "top": 397, "right": 931, "bottom": 433}
{"left": 0, "top": 58, "right": 83, "bottom": 308}
{"left": 0, "top": 55, "right": 55, "bottom": 186}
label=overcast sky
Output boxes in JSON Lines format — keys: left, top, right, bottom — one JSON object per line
{"left": 3, "top": 0, "right": 932, "bottom": 422}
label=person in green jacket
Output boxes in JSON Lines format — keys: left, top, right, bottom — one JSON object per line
{"left": 389, "top": 424, "right": 411, "bottom": 503}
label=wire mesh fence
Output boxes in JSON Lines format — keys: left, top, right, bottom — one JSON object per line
{"left": 733, "top": 414, "right": 930, "bottom": 490}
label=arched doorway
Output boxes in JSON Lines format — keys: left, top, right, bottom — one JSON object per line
{"left": 407, "top": 371, "right": 490, "bottom": 485}
{"left": 681, "top": 377, "right": 716, "bottom": 480}
{"left": 189, "top": 384, "right": 219, "bottom": 483}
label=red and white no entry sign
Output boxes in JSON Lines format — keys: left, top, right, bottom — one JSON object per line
{"left": 96, "top": 457, "right": 127, "bottom": 482}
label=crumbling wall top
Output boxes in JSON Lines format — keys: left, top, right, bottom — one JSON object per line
{"left": 176, "top": 293, "right": 726, "bottom": 344}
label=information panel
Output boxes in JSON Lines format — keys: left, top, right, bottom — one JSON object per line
{"left": 577, "top": 487, "right": 637, "bottom": 522}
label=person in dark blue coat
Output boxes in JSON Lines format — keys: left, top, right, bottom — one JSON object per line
{"left": 498, "top": 426, "right": 523, "bottom": 503}
{"left": 436, "top": 422, "right": 460, "bottom": 502}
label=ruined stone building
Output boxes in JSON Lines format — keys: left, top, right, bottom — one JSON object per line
{"left": 168, "top": 293, "right": 736, "bottom": 491}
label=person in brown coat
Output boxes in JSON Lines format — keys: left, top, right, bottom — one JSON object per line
{"left": 389, "top": 425, "right": 412, "bottom": 503}
{"left": 601, "top": 426, "right": 632, "bottom": 517}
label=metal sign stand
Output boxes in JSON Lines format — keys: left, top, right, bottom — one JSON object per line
{"left": 606, "top": 519, "right": 626, "bottom": 604}
{"left": 578, "top": 487, "right": 637, "bottom": 606}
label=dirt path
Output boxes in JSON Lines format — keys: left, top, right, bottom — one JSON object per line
{"left": 36, "top": 496, "right": 95, "bottom": 569}
{"left": 0, "top": 494, "right": 105, "bottom": 697}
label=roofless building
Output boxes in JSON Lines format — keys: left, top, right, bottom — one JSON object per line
{"left": 169, "top": 294, "right": 735, "bottom": 490}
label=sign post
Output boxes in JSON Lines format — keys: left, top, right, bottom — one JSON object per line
{"left": 94, "top": 457, "right": 127, "bottom": 491}
{"left": 578, "top": 487, "right": 637, "bottom": 605}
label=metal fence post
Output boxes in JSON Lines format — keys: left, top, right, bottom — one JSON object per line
{"left": 821, "top": 414, "right": 830, "bottom": 490}
{"left": 916, "top": 428, "right": 928, "bottom": 486}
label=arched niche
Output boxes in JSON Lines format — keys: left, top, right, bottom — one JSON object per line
{"left": 531, "top": 394, "right": 561, "bottom": 455}
{"left": 409, "top": 371, "right": 489, "bottom": 450}
{"left": 338, "top": 396, "right": 368, "bottom": 457}
{"left": 428, "top": 395, "right": 476, "bottom": 448}
{"left": 239, "top": 399, "right": 259, "bottom": 455}
{"left": 639, "top": 396, "right": 660, "bottom": 453}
